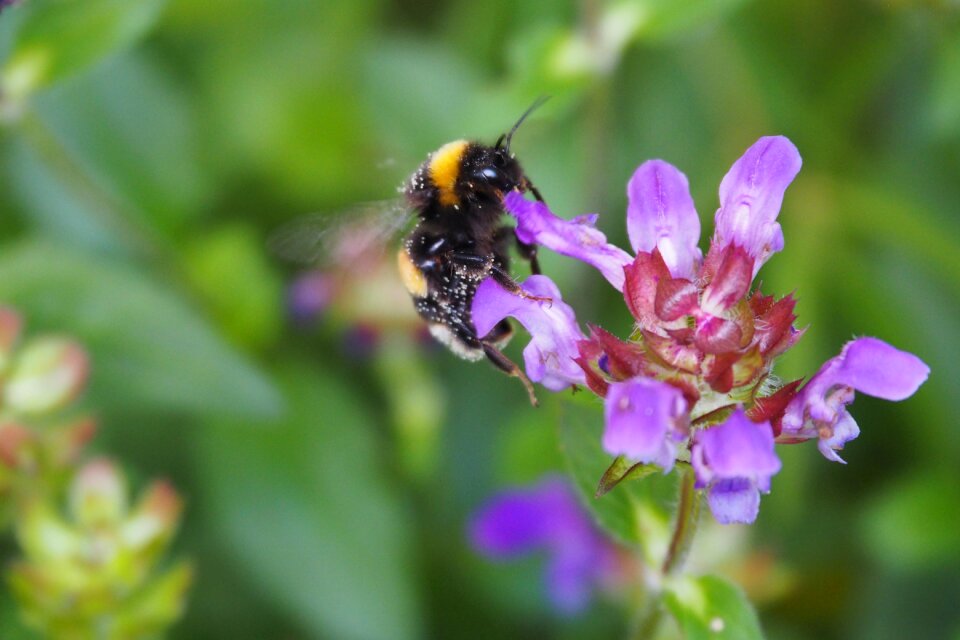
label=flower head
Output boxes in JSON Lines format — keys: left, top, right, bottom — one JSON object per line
{"left": 474, "top": 136, "right": 927, "bottom": 525}
{"left": 469, "top": 476, "right": 620, "bottom": 613}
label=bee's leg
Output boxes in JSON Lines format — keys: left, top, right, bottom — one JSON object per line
{"left": 515, "top": 236, "right": 541, "bottom": 275}
{"left": 496, "top": 223, "right": 541, "bottom": 276}
{"left": 481, "top": 341, "right": 539, "bottom": 407}
{"left": 449, "top": 252, "right": 552, "bottom": 304}
{"left": 488, "top": 263, "right": 551, "bottom": 305}
{"left": 528, "top": 182, "right": 547, "bottom": 204}
{"left": 523, "top": 180, "right": 548, "bottom": 274}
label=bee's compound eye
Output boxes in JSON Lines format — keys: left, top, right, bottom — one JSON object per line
{"left": 481, "top": 167, "right": 499, "bottom": 180}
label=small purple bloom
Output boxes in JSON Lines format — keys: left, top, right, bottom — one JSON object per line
{"left": 691, "top": 410, "right": 781, "bottom": 525}
{"left": 287, "top": 271, "right": 335, "bottom": 326}
{"left": 472, "top": 275, "right": 586, "bottom": 391}
{"left": 602, "top": 378, "right": 688, "bottom": 472}
{"left": 712, "top": 136, "right": 801, "bottom": 278}
{"left": 503, "top": 191, "right": 633, "bottom": 290}
{"left": 780, "top": 337, "right": 929, "bottom": 462}
{"left": 469, "top": 475, "right": 618, "bottom": 614}
{"left": 626, "top": 160, "right": 702, "bottom": 280}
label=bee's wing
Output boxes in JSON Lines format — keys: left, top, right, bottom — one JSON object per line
{"left": 268, "top": 199, "right": 414, "bottom": 267}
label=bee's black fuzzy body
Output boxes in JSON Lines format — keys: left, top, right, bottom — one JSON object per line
{"left": 397, "top": 138, "right": 545, "bottom": 403}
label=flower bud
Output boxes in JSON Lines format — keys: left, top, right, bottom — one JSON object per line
{"left": 4, "top": 337, "right": 89, "bottom": 415}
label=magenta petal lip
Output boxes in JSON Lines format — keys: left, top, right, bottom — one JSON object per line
{"left": 626, "top": 160, "right": 702, "bottom": 280}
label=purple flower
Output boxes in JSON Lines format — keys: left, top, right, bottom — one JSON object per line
{"left": 712, "top": 136, "right": 802, "bottom": 278}
{"left": 626, "top": 160, "right": 702, "bottom": 279}
{"left": 691, "top": 410, "right": 782, "bottom": 525}
{"left": 487, "top": 135, "right": 928, "bottom": 528}
{"left": 287, "top": 271, "right": 335, "bottom": 326}
{"left": 504, "top": 191, "right": 633, "bottom": 290}
{"left": 472, "top": 275, "right": 586, "bottom": 391}
{"left": 469, "top": 475, "right": 619, "bottom": 613}
{"left": 780, "top": 337, "right": 929, "bottom": 462}
{"left": 602, "top": 378, "right": 688, "bottom": 472}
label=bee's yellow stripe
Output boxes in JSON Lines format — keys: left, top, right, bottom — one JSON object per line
{"left": 397, "top": 249, "right": 428, "bottom": 297}
{"left": 428, "top": 139, "right": 468, "bottom": 207}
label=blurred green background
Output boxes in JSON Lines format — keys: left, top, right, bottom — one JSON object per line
{"left": 1, "top": 0, "right": 958, "bottom": 638}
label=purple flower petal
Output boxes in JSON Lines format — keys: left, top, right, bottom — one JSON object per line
{"left": 469, "top": 490, "right": 552, "bottom": 557}
{"left": 817, "top": 411, "right": 860, "bottom": 464}
{"left": 472, "top": 275, "right": 586, "bottom": 391}
{"left": 626, "top": 160, "right": 702, "bottom": 279}
{"left": 713, "top": 136, "right": 802, "bottom": 278}
{"left": 287, "top": 271, "right": 335, "bottom": 325}
{"left": 706, "top": 478, "right": 760, "bottom": 525}
{"left": 504, "top": 191, "right": 633, "bottom": 290}
{"left": 602, "top": 378, "right": 687, "bottom": 472}
{"left": 691, "top": 410, "right": 780, "bottom": 524}
{"left": 829, "top": 337, "right": 930, "bottom": 401}
{"left": 780, "top": 337, "right": 929, "bottom": 462}
{"left": 469, "top": 476, "right": 616, "bottom": 614}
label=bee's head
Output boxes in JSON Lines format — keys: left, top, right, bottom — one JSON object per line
{"left": 466, "top": 96, "right": 550, "bottom": 199}
{"left": 467, "top": 145, "right": 526, "bottom": 197}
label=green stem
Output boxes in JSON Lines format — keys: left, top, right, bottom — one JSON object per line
{"left": 626, "top": 465, "right": 702, "bottom": 639}
{"left": 662, "top": 463, "right": 701, "bottom": 576}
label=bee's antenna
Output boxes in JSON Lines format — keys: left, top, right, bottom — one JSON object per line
{"left": 497, "top": 95, "right": 551, "bottom": 153}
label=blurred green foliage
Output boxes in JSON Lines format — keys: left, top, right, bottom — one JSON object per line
{"left": 1, "top": 0, "right": 958, "bottom": 638}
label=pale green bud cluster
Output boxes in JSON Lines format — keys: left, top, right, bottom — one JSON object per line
{"left": 0, "top": 307, "right": 191, "bottom": 638}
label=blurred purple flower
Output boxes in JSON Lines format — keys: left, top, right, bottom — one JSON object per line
{"left": 691, "top": 410, "right": 781, "bottom": 524}
{"left": 469, "top": 476, "right": 619, "bottom": 614}
{"left": 472, "top": 275, "right": 586, "bottom": 391}
{"left": 602, "top": 377, "right": 688, "bottom": 472}
{"left": 287, "top": 271, "right": 335, "bottom": 326}
{"left": 780, "top": 337, "right": 929, "bottom": 462}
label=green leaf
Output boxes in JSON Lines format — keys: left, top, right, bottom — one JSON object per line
{"left": 182, "top": 224, "right": 283, "bottom": 351}
{"left": 198, "top": 361, "right": 423, "bottom": 640}
{"left": 1, "top": 0, "right": 166, "bottom": 98}
{"left": 558, "top": 397, "right": 677, "bottom": 563}
{"left": 0, "top": 240, "right": 281, "bottom": 418}
{"left": 7, "top": 53, "right": 213, "bottom": 253}
{"left": 664, "top": 574, "right": 764, "bottom": 640}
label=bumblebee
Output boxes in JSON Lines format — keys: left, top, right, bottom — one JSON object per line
{"left": 397, "top": 101, "right": 550, "bottom": 405}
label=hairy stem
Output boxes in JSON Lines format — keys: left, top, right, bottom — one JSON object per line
{"left": 662, "top": 463, "right": 701, "bottom": 576}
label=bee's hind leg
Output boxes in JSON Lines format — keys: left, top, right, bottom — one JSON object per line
{"left": 516, "top": 238, "right": 541, "bottom": 275}
{"left": 482, "top": 341, "right": 539, "bottom": 407}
